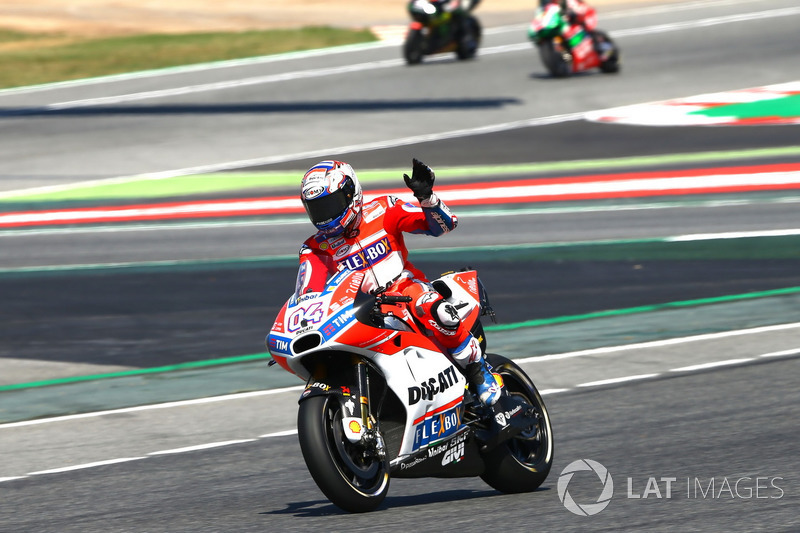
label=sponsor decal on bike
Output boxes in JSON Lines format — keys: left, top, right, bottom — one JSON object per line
{"left": 495, "top": 412, "right": 508, "bottom": 427}
{"left": 408, "top": 365, "right": 459, "bottom": 405}
{"left": 441, "top": 440, "right": 465, "bottom": 466}
{"left": 494, "top": 404, "right": 522, "bottom": 426}
{"left": 455, "top": 273, "right": 479, "bottom": 297}
{"left": 341, "top": 236, "right": 392, "bottom": 271}
{"left": 412, "top": 398, "right": 462, "bottom": 450}
{"left": 427, "top": 429, "right": 469, "bottom": 459}
{"left": 400, "top": 455, "right": 427, "bottom": 470}
{"left": 287, "top": 302, "right": 324, "bottom": 333}
{"left": 347, "top": 419, "right": 362, "bottom": 434}
{"left": 267, "top": 334, "right": 291, "bottom": 355}
{"left": 320, "top": 307, "right": 355, "bottom": 340}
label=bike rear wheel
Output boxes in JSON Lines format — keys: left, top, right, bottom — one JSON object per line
{"left": 456, "top": 15, "right": 481, "bottom": 60}
{"left": 297, "top": 395, "right": 390, "bottom": 512}
{"left": 480, "top": 354, "right": 554, "bottom": 493}
{"left": 595, "top": 30, "right": 620, "bottom": 73}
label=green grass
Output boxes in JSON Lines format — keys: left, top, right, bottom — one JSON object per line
{"left": 0, "top": 27, "right": 377, "bottom": 89}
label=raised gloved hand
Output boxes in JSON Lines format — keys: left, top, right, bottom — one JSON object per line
{"left": 403, "top": 158, "right": 435, "bottom": 201}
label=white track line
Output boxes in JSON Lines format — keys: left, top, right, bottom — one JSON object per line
{"left": 577, "top": 373, "right": 661, "bottom": 387}
{"left": 2, "top": 334, "right": 798, "bottom": 482}
{"left": 147, "top": 439, "right": 258, "bottom": 456}
{"left": 517, "top": 323, "right": 800, "bottom": 364}
{"left": 0, "top": 386, "right": 304, "bottom": 429}
{"left": 670, "top": 358, "right": 755, "bottom": 372}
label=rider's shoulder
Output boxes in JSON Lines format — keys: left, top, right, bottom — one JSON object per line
{"left": 366, "top": 195, "right": 395, "bottom": 208}
{"left": 378, "top": 195, "right": 419, "bottom": 210}
{"left": 303, "top": 233, "right": 329, "bottom": 248}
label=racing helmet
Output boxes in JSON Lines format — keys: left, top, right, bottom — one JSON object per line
{"left": 300, "top": 160, "right": 363, "bottom": 237}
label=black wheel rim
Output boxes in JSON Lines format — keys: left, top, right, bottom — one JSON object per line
{"left": 323, "top": 399, "right": 386, "bottom": 493}
{"left": 501, "top": 373, "right": 552, "bottom": 469}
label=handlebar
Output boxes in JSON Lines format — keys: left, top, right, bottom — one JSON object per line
{"left": 377, "top": 295, "right": 412, "bottom": 304}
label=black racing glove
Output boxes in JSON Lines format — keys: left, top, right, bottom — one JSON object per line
{"left": 403, "top": 158, "right": 435, "bottom": 201}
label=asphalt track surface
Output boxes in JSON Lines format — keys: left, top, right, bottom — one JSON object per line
{"left": 1, "top": 1, "right": 800, "bottom": 531}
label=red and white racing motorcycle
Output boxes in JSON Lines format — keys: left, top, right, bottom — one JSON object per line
{"left": 267, "top": 267, "right": 554, "bottom": 512}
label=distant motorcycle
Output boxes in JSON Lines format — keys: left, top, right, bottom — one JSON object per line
{"left": 528, "top": 0, "right": 619, "bottom": 77}
{"left": 404, "top": 0, "right": 482, "bottom": 65}
{"left": 267, "top": 267, "right": 554, "bottom": 512}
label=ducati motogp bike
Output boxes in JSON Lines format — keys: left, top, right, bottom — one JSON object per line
{"left": 266, "top": 267, "right": 554, "bottom": 512}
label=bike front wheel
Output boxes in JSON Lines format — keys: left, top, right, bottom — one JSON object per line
{"left": 297, "top": 394, "right": 390, "bottom": 512}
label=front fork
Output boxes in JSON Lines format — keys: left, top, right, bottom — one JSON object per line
{"left": 305, "top": 358, "right": 386, "bottom": 460}
{"left": 356, "top": 360, "right": 387, "bottom": 460}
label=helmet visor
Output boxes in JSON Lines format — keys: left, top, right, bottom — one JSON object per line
{"left": 303, "top": 177, "right": 356, "bottom": 226}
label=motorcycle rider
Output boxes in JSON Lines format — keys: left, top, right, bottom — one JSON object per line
{"left": 295, "top": 158, "right": 502, "bottom": 406}
{"left": 540, "top": 0, "right": 609, "bottom": 61}
{"left": 431, "top": 0, "right": 479, "bottom": 54}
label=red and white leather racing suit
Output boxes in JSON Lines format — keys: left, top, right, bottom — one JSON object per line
{"left": 564, "top": 0, "right": 597, "bottom": 30}
{"left": 294, "top": 194, "right": 479, "bottom": 360}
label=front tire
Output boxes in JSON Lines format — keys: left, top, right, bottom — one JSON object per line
{"left": 480, "top": 354, "right": 554, "bottom": 493}
{"left": 404, "top": 28, "right": 425, "bottom": 65}
{"left": 538, "top": 40, "right": 570, "bottom": 77}
{"left": 297, "top": 395, "right": 390, "bottom": 512}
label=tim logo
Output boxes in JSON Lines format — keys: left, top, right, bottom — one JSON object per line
{"left": 267, "top": 334, "right": 290, "bottom": 355}
{"left": 341, "top": 237, "right": 392, "bottom": 271}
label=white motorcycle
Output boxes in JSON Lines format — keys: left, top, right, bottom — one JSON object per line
{"left": 266, "top": 267, "right": 554, "bottom": 512}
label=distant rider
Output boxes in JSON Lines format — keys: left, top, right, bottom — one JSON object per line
{"left": 295, "top": 158, "right": 502, "bottom": 406}
{"left": 429, "top": 0, "right": 480, "bottom": 53}
{"left": 540, "top": 0, "right": 608, "bottom": 60}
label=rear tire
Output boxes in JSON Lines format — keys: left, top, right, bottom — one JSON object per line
{"left": 595, "top": 30, "right": 620, "bottom": 74}
{"left": 480, "top": 354, "right": 554, "bottom": 493}
{"left": 456, "top": 16, "right": 482, "bottom": 60}
{"left": 297, "top": 395, "right": 390, "bottom": 512}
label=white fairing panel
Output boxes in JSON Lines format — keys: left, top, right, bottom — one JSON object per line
{"left": 375, "top": 347, "right": 467, "bottom": 456}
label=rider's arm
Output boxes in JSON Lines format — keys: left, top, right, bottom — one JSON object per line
{"left": 385, "top": 194, "right": 458, "bottom": 237}
{"left": 295, "top": 243, "right": 334, "bottom": 295}
{"left": 418, "top": 193, "right": 458, "bottom": 236}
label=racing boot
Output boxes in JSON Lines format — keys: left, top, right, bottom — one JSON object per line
{"left": 450, "top": 336, "right": 503, "bottom": 406}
